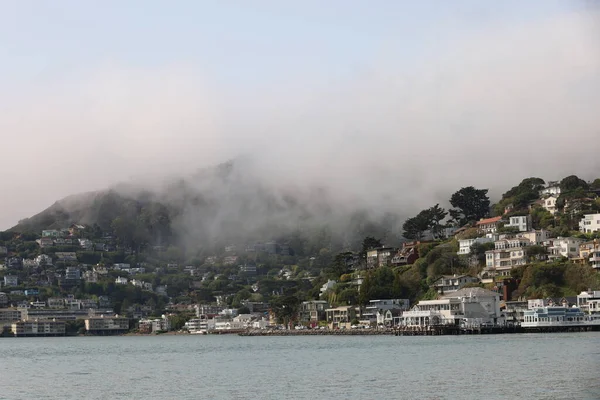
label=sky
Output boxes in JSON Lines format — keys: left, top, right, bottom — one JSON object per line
{"left": 1, "top": 1, "right": 600, "bottom": 230}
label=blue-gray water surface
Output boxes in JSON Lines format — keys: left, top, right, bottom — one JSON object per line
{"left": 1, "top": 332, "right": 599, "bottom": 400}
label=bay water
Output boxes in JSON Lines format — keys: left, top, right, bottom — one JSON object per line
{"left": 1, "top": 332, "right": 599, "bottom": 400}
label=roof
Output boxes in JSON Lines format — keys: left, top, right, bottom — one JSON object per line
{"left": 443, "top": 287, "right": 500, "bottom": 299}
{"left": 476, "top": 216, "right": 502, "bottom": 225}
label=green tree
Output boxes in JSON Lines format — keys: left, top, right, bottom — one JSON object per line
{"left": 361, "top": 237, "right": 382, "bottom": 254}
{"left": 270, "top": 295, "right": 300, "bottom": 328}
{"left": 449, "top": 187, "right": 490, "bottom": 226}
{"left": 590, "top": 178, "right": 600, "bottom": 190}
{"left": 425, "top": 204, "right": 448, "bottom": 239}
{"left": 402, "top": 214, "right": 429, "bottom": 240}
{"left": 560, "top": 175, "right": 588, "bottom": 192}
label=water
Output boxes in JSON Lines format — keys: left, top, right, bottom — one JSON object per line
{"left": 0, "top": 333, "right": 599, "bottom": 400}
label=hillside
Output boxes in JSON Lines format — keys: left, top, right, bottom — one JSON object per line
{"left": 11, "top": 160, "right": 402, "bottom": 256}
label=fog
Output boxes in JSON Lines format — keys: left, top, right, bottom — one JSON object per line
{"left": 1, "top": 6, "right": 600, "bottom": 232}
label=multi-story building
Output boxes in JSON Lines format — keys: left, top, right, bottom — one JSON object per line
{"left": 362, "top": 299, "right": 410, "bottom": 326}
{"left": 518, "top": 230, "right": 549, "bottom": 245}
{"left": 457, "top": 237, "right": 494, "bottom": 255}
{"left": 3, "top": 275, "right": 18, "bottom": 287}
{"left": 505, "top": 215, "right": 532, "bottom": 232}
{"left": 540, "top": 183, "right": 561, "bottom": 197}
{"left": 589, "top": 249, "right": 600, "bottom": 270}
{"left": 0, "top": 308, "right": 22, "bottom": 327}
{"left": 542, "top": 195, "right": 559, "bottom": 215}
{"left": 577, "top": 290, "right": 600, "bottom": 315}
{"left": 299, "top": 300, "right": 329, "bottom": 327}
{"left": 65, "top": 267, "right": 81, "bottom": 281}
{"left": 432, "top": 275, "right": 479, "bottom": 294}
{"left": 47, "top": 298, "right": 66, "bottom": 308}
{"left": 85, "top": 316, "right": 130, "bottom": 334}
{"left": 366, "top": 247, "right": 396, "bottom": 269}
{"left": 485, "top": 238, "right": 531, "bottom": 277}
{"left": 579, "top": 214, "right": 600, "bottom": 234}
{"left": 476, "top": 216, "right": 502, "bottom": 234}
{"left": 546, "top": 237, "right": 584, "bottom": 261}
{"left": 0, "top": 292, "right": 8, "bottom": 308}
{"left": 399, "top": 288, "right": 503, "bottom": 328}
{"left": 11, "top": 320, "right": 65, "bottom": 337}
{"left": 325, "top": 306, "right": 357, "bottom": 329}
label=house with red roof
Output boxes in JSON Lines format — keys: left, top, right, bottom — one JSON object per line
{"left": 475, "top": 216, "right": 502, "bottom": 234}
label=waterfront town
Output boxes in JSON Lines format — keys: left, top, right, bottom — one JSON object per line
{"left": 1, "top": 177, "right": 600, "bottom": 337}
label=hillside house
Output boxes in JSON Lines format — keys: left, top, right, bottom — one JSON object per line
{"left": 391, "top": 242, "right": 422, "bottom": 266}
{"left": 505, "top": 215, "right": 532, "bottom": 232}
{"left": 432, "top": 275, "right": 479, "bottom": 294}
{"left": 485, "top": 237, "right": 530, "bottom": 277}
{"left": 546, "top": 237, "right": 584, "bottom": 261}
{"left": 55, "top": 252, "right": 77, "bottom": 262}
{"left": 457, "top": 237, "right": 493, "bottom": 255}
{"left": 518, "top": 230, "right": 549, "bottom": 245}
{"left": 579, "top": 214, "right": 600, "bottom": 234}
{"left": 366, "top": 247, "right": 396, "bottom": 269}
{"left": 37, "top": 238, "right": 54, "bottom": 248}
{"left": 540, "top": 183, "right": 561, "bottom": 197}
{"left": 3, "top": 276, "right": 18, "bottom": 287}
{"left": 542, "top": 195, "right": 559, "bottom": 215}
{"left": 476, "top": 216, "right": 502, "bottom": 234}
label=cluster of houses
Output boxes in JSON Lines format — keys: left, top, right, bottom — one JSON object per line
{"left": 459, "top": 212, "right": 600, "bottom": 282}
{"left": 298, "top": 288, "right": 600, "bottom": 331}
{"left": 37, "top": 226, "right": 114, "bottom": 251}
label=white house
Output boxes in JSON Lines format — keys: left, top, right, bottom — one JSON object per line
{"left": 589, "top": 249, "right": 600, "bottom": 270}
{"left": 546, "top": 237, "right": 584, "bottom": 260}
{"left": 432, "top": 275, "right": 479, "bottom": 294}
{"left": 579, "top": 214, "right": 600, "bottom": 234}
{"left": 3, "top": 276, "right": 18, "bottom": 287}
{"left": 476, "top": 217, "right": 502, "bottom": 234}
{"left": 540, "top": 183, "right": 561, "bottom": 197}
{"left": 457, "top": 237, "right": 494, "bottom": 255}
{"left": 485, "top": 238, "right": 531, "bottom": 277}
{"left": 115, "top": 276, "right": 128, "bottom": 285}
{"left": 320, "top": 280, "right": 336, "bottom": 296}
{"left": 542, "top": 195, "right": 559, "bottom": 215}
{"left": 362, "top": 299, "right": 409, "bottom": 325}
{"left": 518, "top": 230, "right": 549, "bottom": 245}
{"left": 34, "top": 254, "right": 53, "bottom": 267}
{"left": 505, "top": 215, "right": 532, "bottom": 232}
{"left": 399, "top": 288, "right": 503, "bottom": 328}
{"left": 577, "top": 290, "right": 600, "bottom": 314}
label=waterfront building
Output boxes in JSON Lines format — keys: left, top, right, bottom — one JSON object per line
{"left": 361, "top": 299, "right": 410, "bottom": 326}
{"left": 522, "top": 306, "right": 587, "bottom": 328}
{"left": 299, "top": 300, "right": 329, "bottom": 327}
{"left": 577, "top": 290, "right": 600, "bottom": 315}
{"left": 399, "top": 288, "right": 503, "bottom": 328}
{"left": 85, "top": 316, "right": 130, "bottom": 334}
{"left": 11, "top": 320, "right": 65, "bottom": 337}
{"left": 0, "top": 308, "right": 22, "bottom": 327}
{"left": 0, "top": 292, "right": 8, "bottom": 308}
{"left": 325, "top": 306, "right": 357, "bottom": 329}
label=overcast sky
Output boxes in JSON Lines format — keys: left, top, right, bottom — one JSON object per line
{"left": 1, "top": 1, "right": 600, "bottom": 230}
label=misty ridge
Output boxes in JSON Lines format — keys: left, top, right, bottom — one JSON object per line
{"left": 4, "top": 8, "right": 600, "bottom": 248}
